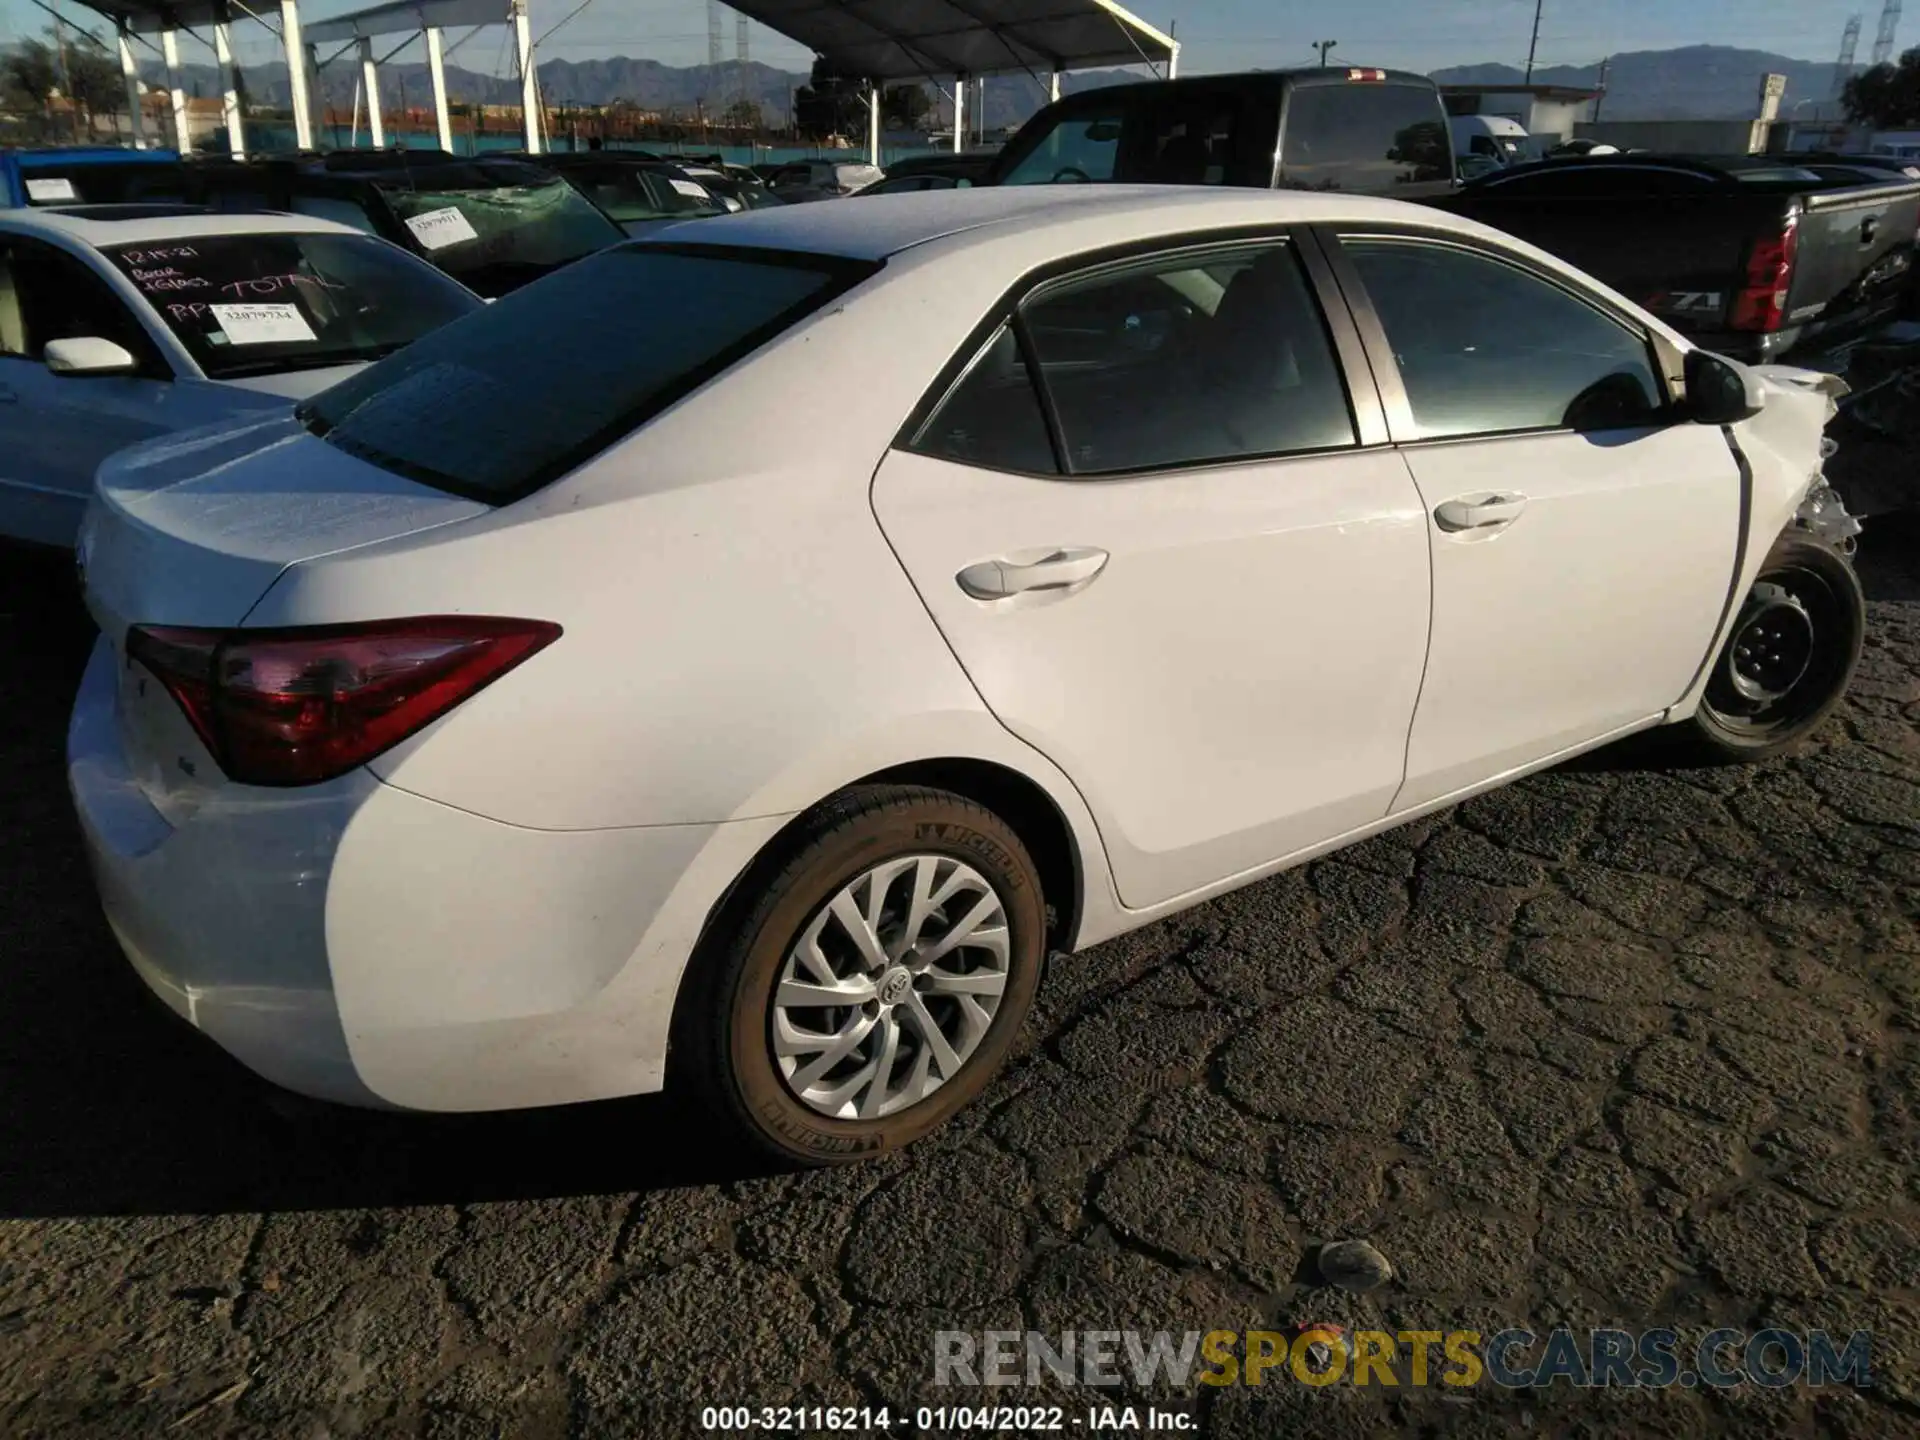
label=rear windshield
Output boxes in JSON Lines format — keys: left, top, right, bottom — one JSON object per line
{"left": 378, "top": 178, "right": 624, "bottom": 295}
{"left": 299, "top": 244, "right": 872, "bottom": 502}
{"left": 104, "top": 231, "right": 481, "bottom": 379}
{"left": 18, "top": 160, "right": 189, "bottom": 207}
{"left": 1280, "top": 83, "right": 1452, "bottom": 190}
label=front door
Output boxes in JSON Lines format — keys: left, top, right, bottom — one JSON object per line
{"left": 1325, "top": 232, "right": 1743, "bottom": 811}
{"left": 872, "top": 236, "right": 1433, "bottom": 910}
{"left": 0, "top": 237, "right": 178, "bottom": 545}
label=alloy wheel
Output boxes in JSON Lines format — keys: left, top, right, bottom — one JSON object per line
{"left": 770, "top": 855, "right": 1011, "bottom": 1120}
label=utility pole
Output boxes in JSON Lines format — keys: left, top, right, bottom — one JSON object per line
{"left": 1313, "top": 40, "right": 1338, "bottom": 68}
{"left": 1525, "top": 0, "right": 1545, "bottom": 83}
{"left": 1592, "top": 55, "right": 1610, "bottom": 121}
{"left": 49, "top": 0, "right": 82, "bottom": 142}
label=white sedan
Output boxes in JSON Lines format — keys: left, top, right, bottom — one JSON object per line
{"left": 69, "top": 186, "right": 1865, "bottom": 1163}
{"left": 0, "top": 204, "right": 482, "bottom": 546}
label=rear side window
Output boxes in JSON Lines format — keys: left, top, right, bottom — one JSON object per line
{"left": 1281, "top": 83, "right": 1451, "bottom": 190}
{"left": 910, "top": 240, "right": 1355, "bottom": 477}
{"left": 998, "top": 112, "right": 1124, "bottom": 184}
{"left": 301, "top": 245, "right": 873, "bottom": 501}
{"left": 1131, "top": 94, "right": 1255, "bottom": 185}
{"left": 911, "top": 326, "right": 1058, "bottom": 474}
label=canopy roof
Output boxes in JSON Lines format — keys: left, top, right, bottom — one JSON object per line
{"left": 304, "top": 0, "right": 509, "bottom": 44}
{"left": 728, "top": 0, "right": 1174, "bottom": 78}
{"left": 301, "top": 0, "right": 1179, "bottom": 74}
{"left": 70, "top": 0, "right": 242, "bottom": 35}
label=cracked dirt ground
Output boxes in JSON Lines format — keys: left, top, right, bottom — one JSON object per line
{"left": 3, "top": 524, "right": 1919, "bottom": 1440}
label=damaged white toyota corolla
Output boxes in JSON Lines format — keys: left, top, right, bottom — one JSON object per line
{"left": 69, "top": 186, "right": 1865, "bottom": 1164}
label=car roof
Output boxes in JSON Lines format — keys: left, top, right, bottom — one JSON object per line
{"left": 0, "top": 204, "right": 362, "bottom": 245}
{"left": 1038, "top": 67, "right": 1433, "bottom": 109}
{"left": 647, "top": 183, "right": 1472, "bottom": 262}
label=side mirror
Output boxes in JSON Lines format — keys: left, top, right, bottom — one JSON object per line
{"left": 45, "top": 336, "right": 137, "bottom": 377}
{"left": 1685, "top": 349, "right": 1767, "bottom": 424}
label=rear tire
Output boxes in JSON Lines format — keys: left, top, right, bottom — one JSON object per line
{"left": 1683, "top": 531, "right": 1866, "bottom": 763}
{"left": 675, "top": 785, "right": 1046, "bottom": 1167}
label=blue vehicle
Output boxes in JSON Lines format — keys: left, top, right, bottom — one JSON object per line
{"left": 1, "top": 147, "right": 184, "bottom": 209}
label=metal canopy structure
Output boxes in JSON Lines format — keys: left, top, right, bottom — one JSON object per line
{"left": 63, "top": 0, "right": 1177, "bottom": 170}
{"left": 66, "top": 0, "right": 268, "bottom": 157}
{"left": 728, "top": 0, "right": 1174, "bottom": 80}
{"left": 304, "top": 0, "right": 537, "bottom": 156}
{"left": 726, "top": 0, "right": 1176, "bottom": 157}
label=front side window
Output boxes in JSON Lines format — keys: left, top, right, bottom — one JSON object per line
{"left": 1341, "top": 236, "right": 1665, "bottom": 438}
{"left": 10, "top": 239, "right": 158, "bottom": 366}
{"left": 104, "top": 232, "right": 481, "bottom": 379}
{"left": 997, "top": 112, "right": 1125, "bottom": 185}
{"left": 378, "top": 176, "right": 625, "bottom": 295}
{"left": 301, "top": 245, "right": 871, "bottom": 501}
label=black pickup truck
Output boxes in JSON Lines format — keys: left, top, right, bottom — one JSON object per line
{"left": 1441, "top": 154, "right": 1920, "bottom": 362}
{"left": 988, "top": 67, "right": 1455, "bottom": 198}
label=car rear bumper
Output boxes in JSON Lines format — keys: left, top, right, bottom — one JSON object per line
{"left": 69, "top": 635, "right": 790, "bottom": 1112}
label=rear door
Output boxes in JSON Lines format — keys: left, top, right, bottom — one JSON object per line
{"left": 872, "top": 233, "right": 1433, "bottom": 910}
{"left": 1322, "top": 229, "right": 1743, "bottom": 811}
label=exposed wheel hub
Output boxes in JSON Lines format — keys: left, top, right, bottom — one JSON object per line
{"left": 1726, "top": 583, "right": 1815, "bottom": 705}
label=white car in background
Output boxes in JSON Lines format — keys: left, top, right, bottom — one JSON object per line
{"left": 0, "top": 204, "right": 482, "bottom": 547}
{"left": 70, "top": 188, "right": 1864, "bottom": 1166}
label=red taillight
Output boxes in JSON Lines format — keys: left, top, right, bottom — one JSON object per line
{"left": 125, "top": 616, "right": 562, "bottom": 787}
{"left": 1346, "top": 68, "right": 1387, "bottom": 82}
{"left": 1730, "top": 210, "right": 1801, "bottom": 333}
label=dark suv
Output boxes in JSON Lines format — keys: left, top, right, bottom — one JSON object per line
{"left": 989, "top": 69, "right": 1455, "bottom": 196}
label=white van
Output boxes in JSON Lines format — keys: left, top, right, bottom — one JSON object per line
{"left": 1450, "top": 114, "right": 1530, "bottom": 166}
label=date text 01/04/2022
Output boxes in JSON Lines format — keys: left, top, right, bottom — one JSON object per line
{"left": 698, "top": 1405, "right": 1196, "bottom": 1432}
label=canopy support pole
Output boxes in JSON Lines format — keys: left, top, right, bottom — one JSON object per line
{"left": 513, "top": 0, "right": 539, "bottom": 153}
{"left": 425, "top": 25, "right": 453, "bottom": 152}
{"left": 161, "top": 28, "right": 190, "bottom": 152}
{"left": 117, "top": 24, "right": 147, "bottom": 149}
{"left": 1169, "top": 41, "right": 1180, "bottom": 78}
{"left": 358, "top": 36, "right": 384, "bottom": 146}
{"left": 1050, "top": 68, "right": 1060, "bottom": 102}
{"left": 868, "top": 82, "right": 881, "bottom": 166}
{"left": 952, "top": 72, "right": 965, "bottom": 153}
{"left": 213, "top": 7, "right": 244, "bottom": 157}
{"left": 281, "top": 0, "right": 315, "bottom": 150}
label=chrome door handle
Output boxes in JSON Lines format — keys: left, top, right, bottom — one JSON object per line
{"left": 956, "top": 546, "right": 1109, "bottom": 600}
{"left": 1435, "top": 493, "right": 1528, "bottom": 533}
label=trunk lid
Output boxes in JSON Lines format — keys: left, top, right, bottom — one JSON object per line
{"left": 78, "top": 411, "right": 489, "bottom": 820}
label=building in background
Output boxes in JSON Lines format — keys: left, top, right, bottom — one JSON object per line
{"left": 1440, "top": 84, "right": 1602, "bottom": 148}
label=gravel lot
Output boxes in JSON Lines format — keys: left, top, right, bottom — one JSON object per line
{"left": 2, "top": 518, "right": 1918, "bottom": 1439}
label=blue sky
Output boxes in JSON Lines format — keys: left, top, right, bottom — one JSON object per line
{"left": 0, "top": 0, "right": 1890, "bottom": 81}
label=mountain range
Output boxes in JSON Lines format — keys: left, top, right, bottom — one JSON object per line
{"left": 1429, "top": 45, "right": 1845, "bottom": 121}
{"left": 132, "top": 43, "right": 1843, "bottom": 129}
